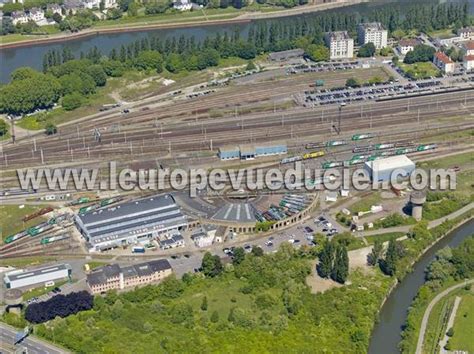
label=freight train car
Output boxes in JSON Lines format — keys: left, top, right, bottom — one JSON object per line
{"left": 302, "top": 151, "right": 325, "bottom": 160}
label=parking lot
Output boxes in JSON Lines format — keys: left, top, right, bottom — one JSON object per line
{"left": 301, "top": 79, "right": 444, "bottom": 107}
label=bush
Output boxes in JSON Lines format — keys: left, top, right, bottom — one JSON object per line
{"left": 62, "top": 92, "right": 84, "bottom": 111}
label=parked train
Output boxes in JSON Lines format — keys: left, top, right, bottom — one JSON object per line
{"left": 281, "top": 151, "right": 325, "bottom": 164}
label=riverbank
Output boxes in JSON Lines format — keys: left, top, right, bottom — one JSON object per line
{"left": 0, "top": 0, "right": 369, "bottom": 49}
{"left": 369, "top": 208, "right": 474, "bottom": 354}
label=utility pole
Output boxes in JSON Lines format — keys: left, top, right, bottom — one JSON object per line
{"left": 10, "top": 119, "right": 15, "bottom": 144}
{"left": 210, "top": 139, "right": 213, "bottom": 151}
{"left": 41, "top": 149, "right": 44, "bottom": 164}
{"left": 33, "top": 138, "right": 37, "bottom": 152}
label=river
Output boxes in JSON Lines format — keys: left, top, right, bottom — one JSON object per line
{"left": 0, "top": 0, "right": 452, "bottom": 83}
{"left": 368, "top": 218, "right": 474, "bottom": 354}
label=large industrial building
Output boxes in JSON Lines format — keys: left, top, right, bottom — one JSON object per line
{"left": 4, "top": 264, "right": 71, "bottom": 289}
{"left": 357, "top": 22, "right": 388, "bottom": 49}
{"left": 365, "top": 155, "right": 416, "bottom": 182}
{"left": 86, "top": 259, "right": 172, "bottom": 294}
{"left": 75, "top": 194, "right": 187, "bottom": 251}
{"left": 218, "top": 144, "right": 287, "bottom": 160}
{"left": 325, "top": 31, "right": 354, "bottom": 60}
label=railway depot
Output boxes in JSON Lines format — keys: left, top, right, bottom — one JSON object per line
{"left": 4, "top": 264, "right": 71, "bottom": 290}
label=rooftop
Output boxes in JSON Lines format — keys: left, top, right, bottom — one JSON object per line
{"left": 399, "top": 39, "right": 419, "bottom": 47}
{"left": 212, "top": 203, "right": 256, "bottom": 223}
{"left": 463, "top": 41, "right": 474, "bottom": 50}
{"left": 5, "top": 263, "right": 71, "bottom": 282}
{"left": 327, "top": 31, "right": 352, "bottom": 41}
{"left": 359, "top": 22, "right": 385, "bottom": 31}
{"left": 365, "top": 155, "right": 415, "bottom": 171}
{"left": 434, "top": 51, "right": 453, "bottom": 64}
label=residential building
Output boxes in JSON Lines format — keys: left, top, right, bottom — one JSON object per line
{"left": 268, "top": 48, "right": 305, "bottom": 61}
{"left": 103, "top": 0, "right": 117, "bottom": 8}
{"left": 28, "top": 7, "right": 44, "bottom": 22}
{"left": 4, "top": 264, "right": 71, "bottom": 289}
{"left": 464, "top": 55, "right": 474, "bottom": 71}
{"left": 357, "top": 22, "right": 388, "bottom": 49}
{"left": 173, "top": 0, "right": 191, "bottom": 11}
{"left": 83, "top": 0, "right": 100, "bottom": 9}
{"left": 398, "top": 39, "right": 419, "bottom": 55}
{"left": 63, "top": 0, "right": 84, "bottom": 14}
{"left": 433, "top": 51, "right": 455, "bottom": 74}
{"left": 86, "top": 260, "right": 172, "bottom": 294}
{"left": 458, "top": 26, "right": 474, "bottom": 41}
{"left": 11, "top": 10, "right": 28, "bottom": 25}
{"left": 191, "top": 225, "right": 217, "bottom": 248}
{"left": 325, "top": 31, "right": 354, "bottom": 60}
{"left": 75, "top": 194, "right": 188, "bottom": 252}
{"left": 462, "top": 41, "right": 474, "bottom": 56}
{"left": 46, "top": 3, "right": 62, "bottom": 16}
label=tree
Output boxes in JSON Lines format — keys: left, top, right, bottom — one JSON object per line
{"left": 251, "top": 246, "right": 264, "bottom": 257}
{"left": 201, "top": 252, "right": 223, "bottom": 277}
{"left": 246, "top": 60, "right": 256, "bottom": 71}
{"left": 331, "top": 244, "right": 349, "bottom": 284}
{"left": 346, "top": 78, "right": 360, "bottom": 88}
{"left": 45, "top": 122, "right": 58, "bottom": 135}
{"left": 134, "top": 50, "right": 163, "bottom": 72}
{"left": 358, "top": 43, "right": 376, "bottom": 57}
{"left": 106, "top": 8, "right": 123, "bottom": 20}
{"left": 317, "top": 241, "right": 335, "bottom": 278}
{"left": 368, "top": 239, "right": 384, "bottom": 266}
{"left": 201, "top": 296, "right": 208, "bottom": 311}
{"left": 0, "top": 120, "right": 9, "bottom": 137}
{"left": 380, "top": 239, "right": 399, "bottom": 276}
{"left": 25, "top": 291, "right": 93, "bottom": 323}
{"left": 305, "top": 44, "right": 330, "bottom": 62}
{"left": 62, "top": 92, "right": 83, "bottom": 111}
{"left": 210, "top": 310, "right": 219, "bottom": 323}
{"left": 446, "top": 327, "right": 454, "bottom": 337}
{"left": 403, "top": 44, "right": 436, "bottom": 64}
{"left": 232, "top": 247, "right": 245, "bottom": 265}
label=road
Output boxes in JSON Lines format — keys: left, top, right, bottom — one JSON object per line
{"left": 0, "top": 322, "right": 68, "bottom": 354}
{"left": 415, "top": 279, "right": 474, "bottom": 354}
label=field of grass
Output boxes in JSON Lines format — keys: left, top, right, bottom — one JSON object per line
{"left": 23, "top": 280, "right": 69, "bottom": 301}
{"left": 0, "top": 256, "right": 58, "bottom": 268}
{"left": 86, "top": 261, "right": 108, "bottom": 270}
{"left": 449, "top": 292, "right": 474, "bottom": 352}
{"left": 364, "top": 232, "right": 405, "bottom": 245}
{"left": 0, "top": 205, "right": 49, "bottom": 242}
{"left": 398, "top": 62, "right": 441, "bottom": 80}
{"left": 420, "top": 128, "right": 474, "bottom": 143}
{"left": 349, "top": 192, "right": 382, "bottom": 214}
{"left": 418, "top": 152, "right": 474, "bottom": 170}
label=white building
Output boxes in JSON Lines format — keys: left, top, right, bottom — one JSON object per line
{"left": 46, "top": 3, "right": 62, "bottom": 16}
{"left": 433, "top": 51, "right": 455, "bottom": 74}
{"left": 173, "top": 0, "right": 192, "bottom": 11}
{"left": 191, "top": 225, "right": 217, "bottom": 248}
{"left": 4, "top": 264, "right": 71, "bottom": 289}
{"left": 358, "top": 22, "right": 388, "bottom": 49}
{"left": 458, "top": 27, "right": 474, "bottom": 41}
{"left": 364, "top": 155, "right": 415, "bottom": 182}
{"left": 398, "top": 39, "right": 419, "bottom": 56}
{"left": 83, "top": 0, "right": 100, "bottom": 9}
{"left": 28, "top": 7, "right": 44, "bottom": 22}
{"left": 325, "top": 31, "right": 354, "bottom": 60}
{"left": 464, "top": 55, "right": 474, "bottom": 71}
{"left": 11, "top": 10, "right": 29, "bottom": 25}
{"left": 462, "top": 41, "right": 474, "bottom": 56}
{"left": 103, "top": 0, "right": 117, "bottom": 8}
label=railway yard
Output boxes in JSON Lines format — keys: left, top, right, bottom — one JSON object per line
{"left": 0, "top": 56, "right": 473, "bottom": 263}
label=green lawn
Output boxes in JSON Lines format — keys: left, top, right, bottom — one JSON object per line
{"left": 398, "top": 62, "right": 441, "bottom": 80}
{"left": 0, "top": 256, "right": 58, "bottom": 268}
{"left": 418, "top": 152, "right": 474, "bottom": 170}
{"left": 449, "top": 292, "right": 474, "bottom": 352}
{"left": 349, "top": 192, "right": 382, "bottom": 214}
{"left": 0, "top": 205, "right": 50, "bottom": 242}
{"left": 364, "top": 232, "right": 405, "bottom": 245}
{"left": 23, "top": 280, "right": 69, "bottom": 301}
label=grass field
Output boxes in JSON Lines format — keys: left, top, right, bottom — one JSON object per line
{"left": 449, "top": 292, "right": 474, "bottom": 352}
{"left": 349, "top": 192, "right": 382, "bottom": 214}
{"left": 0, "top": 205, "right": 49, "bottom": 242}
{"left": 23, "top": 280, "right": 68, "bottom": 301}
{"left": 364, "top": 232, "right": 405, "bottom": 245}
{"left": 398, "top": 62, "right": 441, "bottom": 80}
{"left": 0, "top": 256, "right": 58, "bottom": 268}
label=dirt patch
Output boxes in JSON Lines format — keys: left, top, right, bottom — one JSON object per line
{"left": 348, "top": 247, "right": 374, "bottom": 275}
{"left": 305, "top": 259, "right": 342, "bottom": 294}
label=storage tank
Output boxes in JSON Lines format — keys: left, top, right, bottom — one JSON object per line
{"left": 410, "top": 191, "right": 427, "bottom": 221}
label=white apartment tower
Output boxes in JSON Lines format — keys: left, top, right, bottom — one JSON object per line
{"left": 325, "top": 31, "right": 354, "bottom": 60}
{"left": 358, "top": 22, "right": 388, "bottom": 49}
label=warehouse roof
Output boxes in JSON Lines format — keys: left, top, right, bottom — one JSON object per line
{"left": 5, "top": 263, "right": 71, "bottom": 282}
{"left": 268, "top": 49, "right": 304, "bottom": 61}
{"left": 78, "top": 194, "right": 177, "bottom": 224}
{"left": 365, "top": 155, "right": 415, "bottom": 171}
{"left": 212, "top": 203, "right": 256, "bottom": 223}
